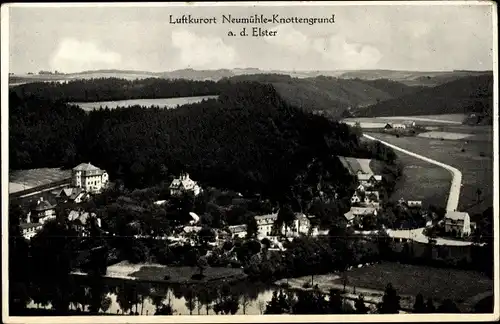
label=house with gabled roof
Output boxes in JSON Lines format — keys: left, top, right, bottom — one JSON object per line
{"left": 169, "top": 173, "right": 202, "bottom": 197}
{"left": 28, "top": 197, "right": 56, "bottom": 224}
{"left": 53, "top": 187, "right": 90, "bottom": 204}
{"left": 444, "top": 211, "right": 473, "bottom": 237}
{"left": 254, "top": 213, "right": 278, "bottom": 238}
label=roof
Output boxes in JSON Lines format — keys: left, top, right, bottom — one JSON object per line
{"left": 344, "top": 211, "right": 355, "bottom": 221}
{"left": 254, "top": 214, "right": 278, "bottom": 221}
{"left": 350, "top": 207, "right": 377, "bottom": 215}
{"left": 445, "top": 211, "right": 470, "bottom": 221}
{"left": 56, "top": 187, "right": 85, "bottom": 200}
{"left": 20, "top": 222, "right": 42, "bottom": 230}
{"left": 73, "top": 162, "right": 102, "bottom": 172}
{"left": 357, "top": 174, "right": 382, "bottom": 181}
{"left": 33, "top": 199, "right": 55, "bottom": 211}
{"left": 169, "top": 174, "right": 198, "bottom": 189}
{"left": 228, "top": 224, "right": 247, "bottom": 233}
{"left": 183, "top": 226, "right": 202, "bottom": 233}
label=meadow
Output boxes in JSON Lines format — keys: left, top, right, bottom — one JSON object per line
{"left": 333, "top": 262, "right": 493, "bottom": 305}
{"left": 372, "top": 151, "right": 451, "bottom": 208}
{"left": 366, "top": 132, "right": 493, "bottom": 215}
{"left": 71, "top": 95, "right": 218, "bottom": 111}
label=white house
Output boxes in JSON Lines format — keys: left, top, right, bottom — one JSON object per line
{"left": 282, "top": 213, "right": 313, "bottom": 237}
{"left": 72, "top": 162, "right": 109, "bottom": 194}
{"left": 28, "top": 197, "right": 56, "bottom": 224}
{"left": 392, "top": 123, "right": 407, "bottom": 130}
{"left": 20, "top": 222, "right": 43, "bottom": 240}
{"left": 407, "top": 200, "right": 423, "bottom": 208}
{"left": 444, "top": 211, "right": 473, "bottom": 237}
{"left": 169, "top": 173, "right": 202, "bottom": 197}
{"left": 228, "top": 224, "right": 247, "bottom": 239}
{"left": 255, "top": 213, "right": 278, "bottom": 238}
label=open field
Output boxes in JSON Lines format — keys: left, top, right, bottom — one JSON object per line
{"left": 343, "top": 115, "right": 465, "bottom": 127}
{"left": 71, "top": 95, "right": 218, "bottom": 111}
{"left": 9, "top": 168, "right": 72, "bottom": 194}
{"left": 418, "top": 131, "right": 473, "bottom": 140}
{"left": 379, "top": 152, "right": 452, "bottom": 208}
{"left": 333, "top": 262, "right": 493, "bottom": 304}
{"left": 366, "top": 133, "right": 493, "bottom": 215}
{"left": 383, "top": 114, "right": 467, "bottom": 124}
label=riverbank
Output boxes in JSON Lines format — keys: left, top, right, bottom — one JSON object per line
{"left": 72, "top": 261, "right": 247, "bottom": 285}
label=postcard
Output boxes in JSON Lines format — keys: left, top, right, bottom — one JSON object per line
{"left": 1, "top": 1, "right": 498, "bottom": 323}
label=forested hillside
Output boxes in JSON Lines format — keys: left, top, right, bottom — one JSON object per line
{"left": 10, "top": 78, "right": 230, "bottom": 102}
{"left": 10, "top": 82, "right": 397, "bottom": 203}
{"left": 224, "top": 74, "right": 423, "bottom": 117}
{"left": 356, "top": 74, "right": 493, "bottom": 118}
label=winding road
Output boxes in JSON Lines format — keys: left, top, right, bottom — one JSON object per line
{"left": 362, "top": 134, "right": 479, "bottom": 247}
{"left": 363, "top": 134, "right": 462, "bottom": 212}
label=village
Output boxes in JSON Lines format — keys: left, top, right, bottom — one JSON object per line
{"left": 14, "top": 157, "right": 478, "bottom": 257}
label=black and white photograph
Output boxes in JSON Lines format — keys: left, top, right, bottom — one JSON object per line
{"left": 1, "top": 1, "right": 498, "bottom": 322}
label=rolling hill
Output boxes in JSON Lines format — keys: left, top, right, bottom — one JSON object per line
{"left": 225, "top": 74, "right": 424, "bottom": 117}
{"left": 338, "top": 70, "right": 492, "bottom": 87}
{"left": 355, "top": 74, "right": 493, "bottom": 118}
{"left": 11, "top": 68, "right": 491, "bottom": 87}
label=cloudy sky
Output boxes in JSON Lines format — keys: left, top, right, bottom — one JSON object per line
{"left": 8, "top": 3, "right": 495, "bottom": 74}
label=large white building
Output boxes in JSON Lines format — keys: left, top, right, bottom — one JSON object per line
{"left": 72, "top": 163, "right": 109, "bottom": 194}
{"left": 255, "top": 213, "right": 278, "bottom": 238}
{"left": 169, "top": 173, "right": 202, "bottom": 197}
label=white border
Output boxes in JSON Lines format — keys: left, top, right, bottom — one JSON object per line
{"left": 1, "top": 1, "right": 499, "bottom": 323}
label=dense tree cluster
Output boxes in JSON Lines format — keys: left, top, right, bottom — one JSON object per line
{"left": 357, "top": 74, "right": 493, "bottom": 119}
{"left": 10, "top": 78, "right": 231, "bottom": 102}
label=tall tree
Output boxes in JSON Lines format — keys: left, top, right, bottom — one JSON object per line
{"left": 378, "top": 283, "right": 400, "bottom": 314}
{"left": 354, "top": 294, "right": 369, "bottom": 314}
{"left": 413, "top": 293, "right": 426, "bottom": 313}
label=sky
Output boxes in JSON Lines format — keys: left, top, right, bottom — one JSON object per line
{"left": 7, "top": 3, "right": 495, "bottom": 74}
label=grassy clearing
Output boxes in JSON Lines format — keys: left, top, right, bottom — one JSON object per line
{"left": 418, "top": 131, "right": 473, "bottom": 140}
{"left": 385, "top": 152, "right": 451, "bottom": 208}
{"left": 333, "top": 262, "right": 493, "bottom": 303}
{"left": 366, "top": 133, "right": 493, "bottom": 215}
{"left": 385, "top": 114, "right": 468, "bottom": 123}
{"left": 72, "top": 96, "right": 218, "bottom": 111}
{"left": 129, "top": 265, "right": 245, "bottom": 284}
